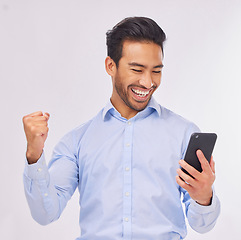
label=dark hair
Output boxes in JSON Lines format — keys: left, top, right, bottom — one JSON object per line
{"left": 106, "top": 16, "right": 166, "bottom": 67}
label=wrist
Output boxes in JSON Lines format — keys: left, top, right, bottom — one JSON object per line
{"left": 26, "top": 147, "right": 42, "bottom": 164}
{"left": 196, "top": 193, "right": 213, "bottom": 206}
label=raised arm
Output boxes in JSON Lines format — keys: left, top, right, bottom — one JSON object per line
{"left": 22, "top": 112, "right": 78, "bottom": 225}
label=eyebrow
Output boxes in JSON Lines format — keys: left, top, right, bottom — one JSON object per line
{"left": 128, "top": 62, "right": 164, "bottom": 68}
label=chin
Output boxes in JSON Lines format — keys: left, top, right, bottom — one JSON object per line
{"left": 129, "top": 99, "right": 150, "bottom": 112}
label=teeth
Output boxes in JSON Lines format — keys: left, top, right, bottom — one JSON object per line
{"left": 132, "top": 88, "right": 150, "bottom": 97}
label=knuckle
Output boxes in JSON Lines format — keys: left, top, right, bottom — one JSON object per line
{"left": 185, "top": 175, "right": 193, "bottom": 183}
{"left": 187, "top": 168, "right": 196, "bottom": 177}
{"left": 29, "top": 125, "right": 34, "bottom": 132}
{"left": 22, "top": 115, "right": 30, "bottom": 124}
{"left": 30, "top": 125, "right": 37, "bottom": 133}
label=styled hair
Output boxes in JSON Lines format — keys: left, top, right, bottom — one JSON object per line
{"left": 106, "top": 16, "right": 166, "bottom": 67}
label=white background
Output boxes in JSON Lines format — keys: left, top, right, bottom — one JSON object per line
{"left": 0, "top": 0, "right": 241, "bottom": 239}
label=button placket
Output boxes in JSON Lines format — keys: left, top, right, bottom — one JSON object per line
{"left": 122, "top": 120, "right": 134, "bottom": 239}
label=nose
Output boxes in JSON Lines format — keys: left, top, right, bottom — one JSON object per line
{"left": 139, "top": 72, "right": 153, "bottom": 89}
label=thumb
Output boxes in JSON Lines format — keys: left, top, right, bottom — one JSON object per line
{"left": 43, "top": 112, "right": 50, "bottom": 120}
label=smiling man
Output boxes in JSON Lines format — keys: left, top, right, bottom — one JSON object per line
{"left": 23, "top": 17, "right": 220, "bottom": 240}
{"left": 106, "top": 40, "right": 163, "bottom": 119}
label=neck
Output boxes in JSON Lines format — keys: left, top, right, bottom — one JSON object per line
{"left": 110, "top": 96, "right": 138, "bottom": 120}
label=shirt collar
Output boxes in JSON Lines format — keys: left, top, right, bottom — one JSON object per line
{"left": 102, "top": 97, "right": 161, "bottom": 121}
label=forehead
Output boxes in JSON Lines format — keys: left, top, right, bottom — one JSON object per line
{"left": 121, "top": 40, "right": 163, "bottom": 64}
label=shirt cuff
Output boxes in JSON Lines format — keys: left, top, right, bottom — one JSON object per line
{"left": 24, "top": 152, "right": 49, "bottom": 180}
{"left": 189, "top": 192, "right": 219, "bottom": 214}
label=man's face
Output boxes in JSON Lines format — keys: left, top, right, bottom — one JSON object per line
{"left": 110, "top": 40, "right": 163, "bottom": 118}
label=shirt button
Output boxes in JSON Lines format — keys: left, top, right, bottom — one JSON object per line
{"left": 124, "top": 217, "right": 129, "bottom": 222}
{"left": 44, "top": 193, "right": 48, "bottom": 197}
{"left": 125, "top": 167, "right": 130, "bottom": 171}
{"left": 125, "top": 192, "right": 130, "bottom": 197}
{"left": 126, "top": 143, "right": 130, "bottom": 147}
{"left": 37, "top": 168, "right": 42, "bottom": 172}
{"left": 128, "top": 121, "right": 132, "bottom": 125}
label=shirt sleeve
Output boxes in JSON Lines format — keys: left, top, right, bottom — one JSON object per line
{"left": 23, "top": 131, "right": 79, "bottom": 225}
{"left": 182, "top": 188, "right": 221, "bottom": 233}
{"left": 180, "top": 123, "right": 221, "bottom": 233}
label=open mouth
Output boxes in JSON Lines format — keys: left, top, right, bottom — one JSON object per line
{"left": 131, "top": 88, "right": 152, "bottom": 99}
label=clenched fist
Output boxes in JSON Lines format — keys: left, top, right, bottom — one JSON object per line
{"left": 22, "top": 111, "right": 50, "bottom": 164}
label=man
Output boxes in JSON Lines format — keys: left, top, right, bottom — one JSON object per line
{"left": 23, "top": 17, "right": 220, "bottom": 240}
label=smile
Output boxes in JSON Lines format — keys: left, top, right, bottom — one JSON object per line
{"left": 131, "top": 88, "right": 151, "bottom": 98}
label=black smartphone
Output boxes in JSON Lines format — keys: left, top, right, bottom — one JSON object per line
{"left": 181, "top": 132, "right": 217, "bottom": 178}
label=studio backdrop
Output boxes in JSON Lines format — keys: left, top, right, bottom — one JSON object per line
{"left": 0, "top": 0, "right": 241, "bottom": 239}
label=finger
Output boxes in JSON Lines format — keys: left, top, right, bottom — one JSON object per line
{"left": 176, "top": 168, "right": 197, "bottom": 186}
{"left": 176, "top": 175, "right": 192, "bottom": 191}
{"left": 25, "top": 111, "right": 44, "bottom": 117}
{"left": 23, "top": 116, "right": 49, "bottom": 126}
{"left": 178, "top": 159, "right": 201, "bottom": 179}
{"left": 196, "top": 150, "right": 213, "bottom": 174}
{"left": 23, "top": 112, "right": 44, "bottom": 123}
{"left": 31, "top": 121, "right": 48, "bottom": 127}
{"left": 31, "top": 116, "right": 49, "bottom": 121}
{"left": 34, "top": 115, "right": 49, "bottom": 122}
{"left": 210, "top": 156, "right": 215, "bottom": 174}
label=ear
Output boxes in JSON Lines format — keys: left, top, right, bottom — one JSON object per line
{"left": 105, "top": 56, "right": 116, "bottom": 77}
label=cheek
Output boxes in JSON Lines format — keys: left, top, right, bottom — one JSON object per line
{"left": 153, "top": 75, "right": 162, "bottom": 86}
{"left": 118, "top": 72, "right": 138, "bottom": 87}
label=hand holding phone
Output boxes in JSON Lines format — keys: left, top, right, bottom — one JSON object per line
{"left": 181, "top": 133, "right": 217, "bottom": 178}
{"left": 177, "top": 132, "right": 217, "bottom": 205}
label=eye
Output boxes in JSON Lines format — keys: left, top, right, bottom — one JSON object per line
{"left": 131, "top": 69, "right": 142, "bottom": 73}
{"left": 153, "top": 70, "right": 161, "bottom": 74}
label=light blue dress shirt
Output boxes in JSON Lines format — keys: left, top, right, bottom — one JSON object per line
{"left": 23, "top": 97, "right": 220, "bottom": 240}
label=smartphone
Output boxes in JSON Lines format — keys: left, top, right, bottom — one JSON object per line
{"left": 181, "top": 132, "right": 217, "bottom": 178}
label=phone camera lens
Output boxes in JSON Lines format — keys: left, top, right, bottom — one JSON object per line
{"left": 195, "top": 135, "right": 199, "bottom": 139}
